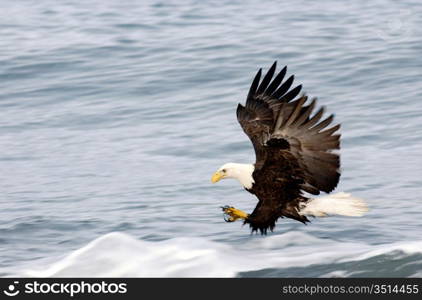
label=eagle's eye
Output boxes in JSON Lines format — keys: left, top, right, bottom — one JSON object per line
{"left": 222, "top": 169, "right": 226, "bottom": 173}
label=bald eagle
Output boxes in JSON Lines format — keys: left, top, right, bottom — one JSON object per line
{"left": 211, "top": 62, "right": 368, "bottom": 234}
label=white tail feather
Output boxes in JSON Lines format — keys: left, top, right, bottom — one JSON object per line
{"left": 299, "top": 192, "right": 369, "bottom": 217}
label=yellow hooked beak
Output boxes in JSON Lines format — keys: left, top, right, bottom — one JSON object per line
{"left": 211, "top": 171, "right": 225, "bottom": 183}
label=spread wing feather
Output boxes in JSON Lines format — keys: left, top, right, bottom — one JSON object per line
{"left": 237, "top": 62, "right": 340, "bottom": 195}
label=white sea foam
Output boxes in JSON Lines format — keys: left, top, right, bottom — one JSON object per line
{"left": 15, "top": 232, "right": 422, "bottom": 277}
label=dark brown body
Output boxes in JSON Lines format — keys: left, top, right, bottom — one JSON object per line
{"left": 245, "top": 149, "right": 310, "bottom": 234}
{"left": 235, "top": 62, "right": 341, "bottom": 234}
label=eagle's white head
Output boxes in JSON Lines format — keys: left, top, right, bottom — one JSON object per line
{"left": 211, "top": 163, "right": 255, "bottom": 189}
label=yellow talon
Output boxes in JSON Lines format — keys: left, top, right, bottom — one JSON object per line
{"left": 221, "top": 206, "right": 249, "bottom": 222}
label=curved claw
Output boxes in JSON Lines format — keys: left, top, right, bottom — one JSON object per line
{"left": 222, "top": 206, "right": 235, "bottom": 222}
{"left": 224, "top": 215, "right": 235, "bottom": 222}
{"left": 220, "top": 205, "right": 249, "bottom": 223}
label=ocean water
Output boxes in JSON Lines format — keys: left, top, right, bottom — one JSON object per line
{"left": 0, "top": 0, "right": 421, "bottom": 277}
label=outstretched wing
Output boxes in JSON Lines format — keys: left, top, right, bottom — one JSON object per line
{"left": 237, "top": 62, "right": 340, "bottom": 195}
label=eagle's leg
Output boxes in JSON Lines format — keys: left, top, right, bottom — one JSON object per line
{"left": 221, "top": 206, "right": 249, "bottom": 222}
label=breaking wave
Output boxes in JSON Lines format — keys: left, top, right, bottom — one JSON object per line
{"left": 12, "top": 232, "right": 422, "bottom": 277}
